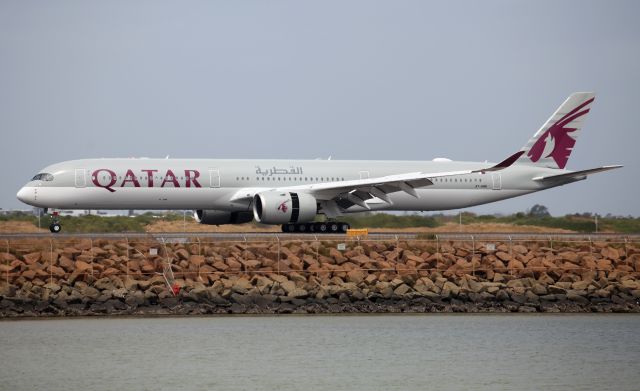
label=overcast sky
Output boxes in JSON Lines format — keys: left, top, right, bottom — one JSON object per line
{"left": 1, "top": 1, "right": 638, "bottom": 216}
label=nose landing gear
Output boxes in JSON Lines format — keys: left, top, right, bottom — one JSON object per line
{"left": 49, "top": 211, "right": 62, "bottom": 233}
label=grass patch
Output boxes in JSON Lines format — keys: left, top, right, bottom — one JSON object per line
{"left": 1, "top": 209, "right": 638, "bottom": 233}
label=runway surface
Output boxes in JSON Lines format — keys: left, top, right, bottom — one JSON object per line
{"left": 0, "top": 231, "right": 638, "bottom": 241}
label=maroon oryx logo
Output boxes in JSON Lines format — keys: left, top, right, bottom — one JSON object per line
{"left": 277, "top": 200, "right": 289, "bottom": 213}
{"left": 527, "top": 97, "right": 594, "bottom": 169}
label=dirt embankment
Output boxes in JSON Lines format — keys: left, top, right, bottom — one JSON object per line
{"left": 0, "top": 221, "right": 47, "bottom": 234}
{"left": 1, "top": 238, "right": 638, "bottom": 317}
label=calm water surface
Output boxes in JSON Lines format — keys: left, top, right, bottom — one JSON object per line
{"left": 1, "top": 315, "right": 639, "bottom": 391}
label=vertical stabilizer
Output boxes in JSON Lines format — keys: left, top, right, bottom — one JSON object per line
{"left": 517, "top": 92, "right": 595, "bottom": 169}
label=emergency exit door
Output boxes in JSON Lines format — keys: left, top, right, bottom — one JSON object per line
{"left": 491, "top": 173, "right": 501, "bottom": 190}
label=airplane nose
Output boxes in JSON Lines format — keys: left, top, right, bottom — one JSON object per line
{"left": 16, "top": 187, "right": 32, "bottom": 204}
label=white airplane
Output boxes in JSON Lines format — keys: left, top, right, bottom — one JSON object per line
{"left": 17, "top": 92, "right": 621, "bottom": 233}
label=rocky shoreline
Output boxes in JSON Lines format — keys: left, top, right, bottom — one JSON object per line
{"left": 1, "top": 238, "right": 639, "bottom": 317}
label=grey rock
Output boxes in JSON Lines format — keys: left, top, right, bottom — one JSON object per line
{"left": 43, "top": 282, "right": 61, "bottom": 293}
{"left": 230, "top": 293, "right": 253, "bottom": 305}
{"left": 380, "top": 287, "right": 394, "bottom": 299}
{"left": 161, "top": 297, "right": 180, "bottom": 308}
{"left": 441, "top": 282, "right": 460, "bottom": 297}
{"left": 525, "top": 291, "right": 540, "bottom": 304}
{"left": 94, "top": 277, "right": 115, "bottom": 291}
{"left": 104, "top": 299, "right": 126, "bottom": 312}
{"left": 143, "top": 289, "right": 158, "bottom": 305}
{"left": 252, "top": 294, "right": 276, "bottom": 308}
{"left": 548, "top": 285, "right": 567, "bottom": 294}
{"left": 0, "top": 284, "right": 17, "bottom": 297}
{"left": 291, "top": 298, "right": 306, "bottom": 306}
{"left": 287, "top": 288, "right": 309, "bottom": 299}
{"left": 230, "top": 303, "right": 247, "bottom": 314}
{"left": 231, "top": 279, "right": 252, "bottom": 294}
{"left": 495, "top": 290, "right": 510, "bottom": 301}
{"left": 394, "top": 284, "right": 412, "bottom": 296}
{"left": 510, "top": 292, "right": 527, "bottom": 304}
{"left": 531, "top": 283, "right": 548, "bottom": 296}
{"left": 350, "top": 290, "right": 365, "bottom": 301}
{"left": 112, "top": 288, "right": 127, "bottom": 299}
{"left": 187, "top": 287, "right": 210, "bottom": 302}
{"left": 279, "top": 280, "right": 297, "bottom": 295}
{"left": 566, "top": 291, "right": 590, "bottom": 304}
{"left": 80, "top": 286, "right": 100, "bottom": 300}
{"left": 125, "top": 291, "right": 145, "bottom": 307}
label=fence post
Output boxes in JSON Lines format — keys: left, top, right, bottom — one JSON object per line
{"left": 276, "top": 235, "right": 280, "bottom": 275}
{"left": 90, "top": 239, "right": 94, "bottom": 279}
{"left": 471, "top": 235, "right": 475, "bottom": 277}
{"left": 126, "top": 237, "right": 130, "bottom": 280}
{"left": 5, "top": 239, "right": 10, "bottom": 285}
{"left": 49, "top": 239, "right": 54, "bottom": 285}
{"left": 436, "top": 235, "right": 439, "bottom": 254}
{"left": 508, "top": 235, "right": 512, "bottom": 256}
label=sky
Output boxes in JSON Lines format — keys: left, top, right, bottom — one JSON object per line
{"left": 0, "top": 1, "right": 638, "bottom": 216}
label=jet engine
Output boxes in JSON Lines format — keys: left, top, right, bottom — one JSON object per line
{"left": 193, "top": 210, "right": 253, "bottom": 225}
{"left": 253, "top": 191, "right": 317, "bottom": 224}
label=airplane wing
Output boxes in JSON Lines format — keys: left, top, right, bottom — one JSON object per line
{"left": 229, "top": 151, "right": 524, "bottom": 213}
{"left": 532, "top": 165, "right": 622, "bottom": 183}
{"left": 296, "top": 151, "right": 524, "bottom": 205}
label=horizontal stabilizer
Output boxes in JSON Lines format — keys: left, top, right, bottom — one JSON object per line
{"left": 532, "top": 165, "right": 622, "bottom": 182}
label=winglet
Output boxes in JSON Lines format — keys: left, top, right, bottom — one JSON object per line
{"left": 472, "top": 151, "right": 524, "bottom": 173}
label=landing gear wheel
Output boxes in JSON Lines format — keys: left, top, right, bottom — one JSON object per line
{"left": 315, "top": 223, "right": 328, "bottom": 233}
{"left": 281, "top": 224, "right": 296, "bottom": 233}
{"left": 49, "top": 223, "right": 61, "bottom": 233}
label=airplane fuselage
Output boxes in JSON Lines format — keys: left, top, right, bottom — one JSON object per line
{"left": 17, "top": 158, "right": 569, "bottom": 213}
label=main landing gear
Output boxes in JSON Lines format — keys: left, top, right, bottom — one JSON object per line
{"left": 281, "top": 222, "right": 350, "bottom": 234}
{"left": 49, "top": 211, "right": 62, "bottom": 233}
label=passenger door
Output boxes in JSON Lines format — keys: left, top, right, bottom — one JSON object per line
{"left": 209, "top": 168, "right": 220, "bottom": 188}
{"left": 75, "top": 169, "right": 86, "bottom": 188}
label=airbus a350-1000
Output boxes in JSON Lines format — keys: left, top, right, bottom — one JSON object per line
{"left": 17, "top": 92, "right": 621, "bottom": 233}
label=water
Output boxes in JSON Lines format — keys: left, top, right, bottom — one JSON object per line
{"left": 1, "top": 315, "right": 639, "bottom": 391}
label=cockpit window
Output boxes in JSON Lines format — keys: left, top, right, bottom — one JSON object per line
{"left": 31, "top": 173, "right": 54, "bottom": 181}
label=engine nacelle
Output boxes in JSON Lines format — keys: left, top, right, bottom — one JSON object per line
{"left": 253, "top": 191, "right": 317, "bottom": 224}
{"left": 193, "top": 210, "right": 253, "bottom": 225}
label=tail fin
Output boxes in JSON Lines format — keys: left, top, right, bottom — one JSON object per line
{"left": 516, "top": 92, "right": 595, "bottom": 169}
